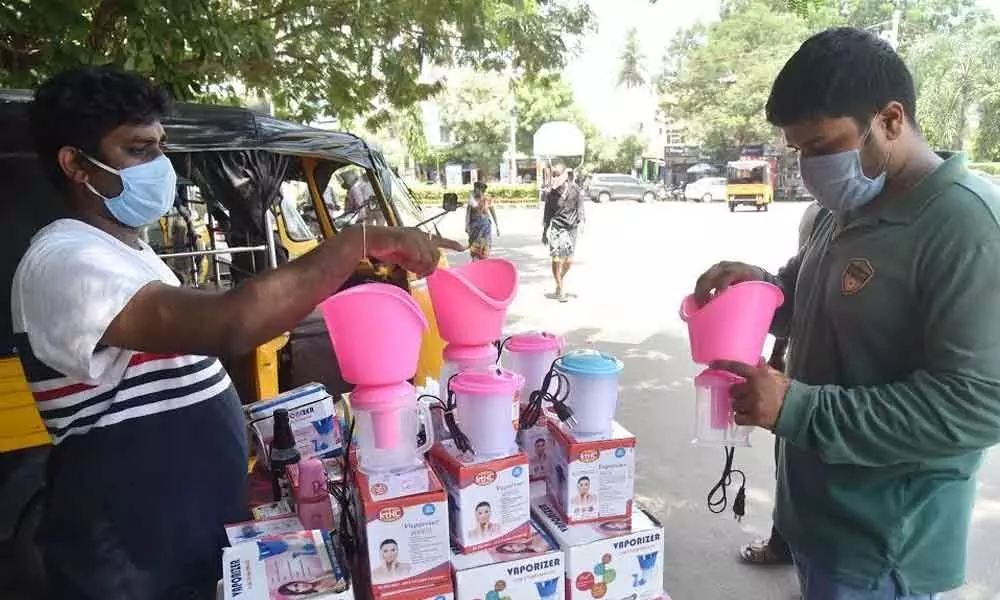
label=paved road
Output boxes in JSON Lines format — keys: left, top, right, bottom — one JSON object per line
{"left": 437, "top": 200, "right": 1000, "bottom": 600}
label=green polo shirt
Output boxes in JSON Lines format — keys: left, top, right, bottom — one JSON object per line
{"left": 761, "top": 155, "right": 1000, "bottom": 595}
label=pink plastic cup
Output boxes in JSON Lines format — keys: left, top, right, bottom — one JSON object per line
{"left": 320, "top": 283, "right": 428, "bottom": 386}
{"left": 680, "top": 281, "right": 784, "bottom": 365}
{"left": 426, "top": 258, "right": 518, "bottom": 346}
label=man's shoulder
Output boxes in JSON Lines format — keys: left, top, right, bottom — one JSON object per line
{"left": 921, "top": 173, "right": 1000, "bottom": 246}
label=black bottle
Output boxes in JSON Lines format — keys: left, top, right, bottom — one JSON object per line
{"left": 269, "top": 408, "right": 301, "bottom": 502}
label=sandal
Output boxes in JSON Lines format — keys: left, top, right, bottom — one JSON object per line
{"left": 739, "top": 538, "right": 793, "bottom": 565}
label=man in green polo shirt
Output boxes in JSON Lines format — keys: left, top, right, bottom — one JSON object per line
{"left": 694, "top": 28, "right": 1000, "bottom": 599}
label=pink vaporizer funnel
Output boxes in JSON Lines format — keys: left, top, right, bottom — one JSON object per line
{"left": 319, "top": 283, "right": 428, "bottom": 386}
{"left": 426, "top": 258, "right": 519, "bottom": 346}
{"left": 679, "top": 281, "right": 783, "bottom": 365}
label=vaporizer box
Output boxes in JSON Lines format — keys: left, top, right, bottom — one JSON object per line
{"left": 428, "top": 440, "right": 531, "bottom": 554}
{"left": 517, "top": 412, "right": 555, "bottom": 483}
{"left": 546, "top": 420, "right": 635, "bottom": 523}
{"left": 532, "top": 499, "right": 664, "bottom": 600}
{"left": 451, "top": 520, "right": 565, "bottom": 600}
{"left": 221, "top": 529, "right": 352, "bottom": 600}
{"left": 351, "top": 468, "right": 451, "bottom": 599}
{"left": 246, "top": 383, "right": 344, "bottom": 464}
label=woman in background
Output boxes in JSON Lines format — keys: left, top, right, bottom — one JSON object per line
{"left": 466, "top": 181, "right": 499, "bottom": 261}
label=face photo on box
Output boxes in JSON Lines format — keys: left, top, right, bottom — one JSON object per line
{"left": 275, "top": 573, "right": 347, "bottom": 598}
{"left": 491, "top": 532, "right": 549, "bottom": 556}
{"left": 570, "top": 476, "right": 597, "bottom": 512}
{"left": 534, "top": 437, "right": 548, "bottom": 461}
{"left": 466, "top": 499, "right": 503, "bottom": 540}
{"left": 370, "top": 537, "right": 412, "bottom": 583}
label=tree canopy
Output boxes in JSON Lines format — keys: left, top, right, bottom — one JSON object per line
{"left": 658, "top": 0, "right": 1000, "bottom": 159}
{"left": 1, "top": 0, "right": 593, "bottom": 124}
{"left": 617, "top": 27, "right": 646, "bottom": 89}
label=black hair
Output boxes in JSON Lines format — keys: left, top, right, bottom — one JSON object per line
{"left": 379, "top": 539, "right": 398, "bottom": 549}
{"left": 475, "top": 501, "right": 492, "bottom": 511}
{"left": 534, "top": 438, "right": 545, "bottom": 445}
{"left": 277, "top": 581, "right": 317, "bottom": 595}
{"left": 577, "top": 476, "right": 590, "bottom": 484}
{"left": 766, "top": 27, "right": 917, "bottom": 129}
{"left": 29, "top": 66, "right": 170, "bottom": 189}
{"left": 473, "top": 181, "right": 487, "bottom": 192}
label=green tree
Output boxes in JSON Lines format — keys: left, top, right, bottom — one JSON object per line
{"left": 0, "top": 0, "right": 593, "bottom": 124}
{"left": 438, "top": 73, "right": 510, "bottom": 174}
{"left": 618, "top": 27, "right": 646, "bottom": 89}
{"left": 659, "top": 2, "right": 809, "bottom": 158}
{"left": 659, "top": 0, "right": 999, "bottom": 158}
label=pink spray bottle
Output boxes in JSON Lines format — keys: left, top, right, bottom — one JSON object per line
{"left": 295, "top": 458, "right": 335, "bottom": 531}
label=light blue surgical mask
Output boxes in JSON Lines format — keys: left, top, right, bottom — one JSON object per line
{"left": 82, "top": 153, "right": 177, "bottom": 227}
{"left": 799, "top": 131, "right": 887, "bottom": 214}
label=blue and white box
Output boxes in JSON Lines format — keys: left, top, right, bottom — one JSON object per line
{"left": 245, "top": 382, "right": 344, "bottom": 464}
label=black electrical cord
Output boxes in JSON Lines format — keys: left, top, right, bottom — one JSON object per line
{"left": 495, "top": 336, "right": 510, "bottom": 363}
{"left": 418, "top": 373, "right": 474, "bottom": 454}
{"left": 519, "top": 360, "right": 576, "bottom": 429}
{"left": 707, "top": 446, "right": 747, "bottom": 521}
{"left": 329, "top": 416, "right": 359, "bottom": 564}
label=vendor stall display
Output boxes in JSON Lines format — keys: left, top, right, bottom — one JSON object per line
{"left": 545, "top": 421, "right": 635, "bottom": 524}
{"left": 218, "top": 255, "right": 672, "bottom": 600}
{"left": 451, "top": 520, "right": 564, "bottom": 600}
{"left": 531, "top": 499, "right": 664, "bottom": 600}
{"left": 429, "top": 440, "right": 531, "bottom": 553}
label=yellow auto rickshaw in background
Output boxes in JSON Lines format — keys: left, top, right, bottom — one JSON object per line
{"left": 725, "top": 158, "right": 774, "bottom": 212}
{"left": 0, "top": 93, "right": 456, "bottom": 594}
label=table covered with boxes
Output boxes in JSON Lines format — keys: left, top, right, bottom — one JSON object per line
{"left": 218, "top": 259, "right": 672, "bottom": 600}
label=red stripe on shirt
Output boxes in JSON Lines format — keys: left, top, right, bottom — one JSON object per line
{"left": 33, "top": 382, "right": 98, "bottom": 402}
{"left": 129, "top": 352, "right": 178, "bottom": 367}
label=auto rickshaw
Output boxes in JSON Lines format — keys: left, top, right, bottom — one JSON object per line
{"left": 0, "top": 92, "right": 455, "bottom": 594}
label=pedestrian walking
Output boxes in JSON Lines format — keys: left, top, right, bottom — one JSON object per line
{"left": 542, "top": 161, "right": 585, "bottom": 302}
{"left": 694, "top": 28, "right": 1000, "bottom": 599}
{"left": 466, "top": 181, "right": 499, "bottom": 261}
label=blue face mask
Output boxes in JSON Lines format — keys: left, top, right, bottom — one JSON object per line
{"left": 83, "top": 153, "right": 177, "bottom": 227}
{"left": 799, "top": 133, "right": 887, "bottom": 214}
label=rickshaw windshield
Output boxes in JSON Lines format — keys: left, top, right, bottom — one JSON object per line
{"left": 279, "top": 190, "right": 315, "bottom": 243}
{"left": 726, "top": 163, "right": 767, "bottom": 185}
{"left": 390, "top": 172, "right": 430, "bottom": 230}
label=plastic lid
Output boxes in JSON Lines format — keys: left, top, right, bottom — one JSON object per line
{"left": 350, "top": 382, "right": 415, "bottom": 410}
{"left": 555, "top": 350, "right": 623, "bottom": 376}
{"left": 506, "top": 331, "right": 563, "bottom": 353}
{"left": 693, "top": 368, "right": 745, "bottom": 386}
{"left": 443, "top": 343, "right": 497, "bottom": 362}
{"left": 450, "top": 368, "right": 525, "bottom": 396}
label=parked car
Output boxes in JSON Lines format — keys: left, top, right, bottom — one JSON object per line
{"left": 684, "top": 176, "right": 727, "bottom": 203}
{"left": 583, "top": 173, "right": 659, "bottom": 203}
